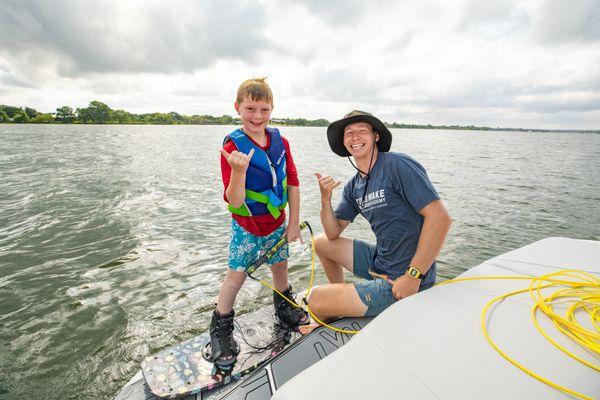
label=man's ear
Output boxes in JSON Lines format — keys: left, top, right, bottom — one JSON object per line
{"left": 375, "top": 133, "right": 380, "bottom": 142}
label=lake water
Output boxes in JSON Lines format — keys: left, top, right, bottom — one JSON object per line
{"left": 0, "top": 124, "right": 598, "bottom": 399}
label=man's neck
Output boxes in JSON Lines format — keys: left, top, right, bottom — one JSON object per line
{"left": 355, "top": 149, "right": 379, "bottom": 177}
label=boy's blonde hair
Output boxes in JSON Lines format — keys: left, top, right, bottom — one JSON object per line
{"left": 236, "top": 77, "right": 273, "bottom": 106}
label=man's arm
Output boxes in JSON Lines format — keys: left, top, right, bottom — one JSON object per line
{"left": 315, "top": 173, "right": 350, "bottom": 239}
{"left": 391, "top": 199, "right": 452, "bottom": 300}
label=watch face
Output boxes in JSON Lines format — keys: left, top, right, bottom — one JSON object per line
{"left": 409, "top": 268, "right": 418, "bottom": 277}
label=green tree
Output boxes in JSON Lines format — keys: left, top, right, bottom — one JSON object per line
{"left": 0, "top": 105, "right": 23, "bottom": 118}
{"left": 110, "top": 109, "right": 133, "bottom": 124}
{"left": 0, "top": 110, "right": 8, "bottom": 122}
{"left": 77, "top": 101, "right": 112, "bottom": 123}
{"left": 12, "top": 111, "right": 29, "bottom": 123}
{"left": 31, "top": 114, "right": 55, "bottom": 123}
{"left": 168, "top": 112, "right": 184, "bottom": 124}
{"left": 142, "top": 112, "right": 172, "bottom": 124}
{"left": 24, "top": 107, "right": 40, "bottom": 119}
{"left": 188, "top": 115, "right": 210, "bottom": 124}
{"left": 55, "top": 106, "right": 76, "bottom": 123}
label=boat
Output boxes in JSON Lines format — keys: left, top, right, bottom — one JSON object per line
{"left": 115, "top": 237, "right": 599, "bottom": 399}
{"left": 272, "top": 237, "right": 600, "bottom": 399}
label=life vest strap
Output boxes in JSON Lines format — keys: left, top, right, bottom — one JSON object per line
{"left": 228, "top": 178, "right": 288, "bottom": 219}
{"left": 227, "top": 202, "right": 253, "bottom": 217}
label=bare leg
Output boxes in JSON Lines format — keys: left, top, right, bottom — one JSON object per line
{"left": 216, "top": 269, "right": 247, "bottom": 315}
{"left": 270, "top": 261, "right": 289, "bottom": 292}
{"left": 313, "top": 233, "right": 355, "bottom": 284}
{"left": 307, "top": 283, "right": 368, "bottom": 321}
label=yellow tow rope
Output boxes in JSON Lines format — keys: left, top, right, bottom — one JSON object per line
{"left": 255, "top": 228, "right": 599, "bottom": 398}
{"left": 254, "top": 227, "right": 361, "bottom": 334}
{"left": 438, "top": 270, "right": 599, "bottom": 400}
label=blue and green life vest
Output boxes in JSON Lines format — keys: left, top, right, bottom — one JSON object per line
{"left": 224, "top": 127, "right": 288, "bottom": 218}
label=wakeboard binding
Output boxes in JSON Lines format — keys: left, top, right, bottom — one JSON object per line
{"left": 273, "top": 285, "right": 310, "bottom": 329}
{"left": 202, "top": 309, "right": 239, "bottom": 367}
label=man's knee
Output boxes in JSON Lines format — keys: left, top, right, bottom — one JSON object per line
{"left": 313, "top": 233, "right": 329, "bottom": 255}
{"left": 314, "top": 233, "right": 345, "bottom": 257}
{"left": 307, "top": 286, "right": 327, "bottom": 317}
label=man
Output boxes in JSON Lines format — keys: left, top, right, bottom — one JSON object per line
{"left": 308, "top": 110, "right": 451, "bottom": 321}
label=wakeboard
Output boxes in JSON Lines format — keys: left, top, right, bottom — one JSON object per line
{"left": 141, "top": 305, "right": 301, "bottom": 399}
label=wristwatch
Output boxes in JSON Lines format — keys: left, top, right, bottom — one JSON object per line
{"left": 406, "top": 266, "right": 425, "bottom": 280}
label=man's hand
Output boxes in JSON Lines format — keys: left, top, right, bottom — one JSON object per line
{"left": 315, "top": 173, "right": 341, "bottom": 202}
{"left": 220, "top": 148, "right": 255, "bottom": 173}
{"left": 391, "top": 274, "right": 420, "bottom": 300}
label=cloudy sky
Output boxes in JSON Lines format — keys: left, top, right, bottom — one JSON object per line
{"left": 1, "top": 0, "right": 599, "bottom": 129}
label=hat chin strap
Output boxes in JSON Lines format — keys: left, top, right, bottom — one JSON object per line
{"left": 347, "top": 133, "right": 377, "bottom": 201}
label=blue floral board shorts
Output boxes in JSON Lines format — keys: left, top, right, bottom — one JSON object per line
{"left": 228, "top": 219, "right": 288, "bottom": 271}
{"left": 352, "top": 239, "right": 434, "bottom": 316}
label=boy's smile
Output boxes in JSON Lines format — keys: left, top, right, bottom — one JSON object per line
{"left": 235, "top": 98, "right": 273, "bottom": 137}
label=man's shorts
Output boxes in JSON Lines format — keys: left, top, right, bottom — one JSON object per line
{"left": 352, "top": 239, "right": 433, "bottom": 316}
{"left": 228, "top": 219, "right": 288, "bottom": 271}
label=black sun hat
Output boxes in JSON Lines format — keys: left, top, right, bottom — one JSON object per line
{"left": 326, "top": 110, "right": 392, "bottom": 157}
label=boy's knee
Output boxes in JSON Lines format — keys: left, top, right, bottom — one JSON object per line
{"left": 223, "top": 270, "right": 246, "bottom": 290}
{"left": 270, "top": 261, "right": 288, "bottom": 270}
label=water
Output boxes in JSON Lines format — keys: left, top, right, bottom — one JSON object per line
{"left": 0, "top": 124, "right": 598, "bottom": 399}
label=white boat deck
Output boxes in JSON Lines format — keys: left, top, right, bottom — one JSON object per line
{"left": 272, "top": 237, "right": 600, "bottom": 400}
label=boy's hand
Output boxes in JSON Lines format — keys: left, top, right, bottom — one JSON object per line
{"left": 284, "top": 223, "right": 303, "bottom": 243}
{"left": 315, "top": 173, "right": 341, "bottom": 202}
{"left": 220, "top": 148, "right": 255, "bottom": 173}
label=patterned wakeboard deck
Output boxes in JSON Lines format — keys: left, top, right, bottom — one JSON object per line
{"left": 141, "top": 305, "right": 300, "bottom": 399}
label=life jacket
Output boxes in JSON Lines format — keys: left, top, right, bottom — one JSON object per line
{"left": 224, "top": 127, "right": 288, "bottom": 218}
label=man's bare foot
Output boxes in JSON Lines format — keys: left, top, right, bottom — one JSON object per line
{"left": 298, "top": 323, "right": 320, "bottom": 335}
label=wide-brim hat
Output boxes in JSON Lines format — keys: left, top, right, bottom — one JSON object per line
{"left": 327, "top": 110, "right": 392, "bottom": 157}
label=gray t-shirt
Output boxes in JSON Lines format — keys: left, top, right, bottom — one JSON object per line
{"left": 334, "top": 152, "right": 440, "bottom": 284}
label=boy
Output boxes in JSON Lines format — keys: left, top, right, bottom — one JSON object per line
{"left": 209, "top": 77, "right": 309, "bottom": 367}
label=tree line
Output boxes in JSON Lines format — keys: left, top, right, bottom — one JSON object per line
{"left": 1, "top": 102, "right": 596, "bottom": 133}
{"left": 0, "top": 101, "right": 331, "bottom": 126}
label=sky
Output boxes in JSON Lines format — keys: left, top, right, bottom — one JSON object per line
{"left": 1, "top": 0, "right": 599, "bottom": 130}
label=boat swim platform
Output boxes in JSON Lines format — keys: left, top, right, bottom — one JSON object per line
{"left": 272, "top": 237, "right": 600, "bottom": 400}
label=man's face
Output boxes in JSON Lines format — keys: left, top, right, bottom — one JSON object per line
{"left": 343, "top": 122, "right": 377, "bottom": 158}
{"left": 235, "top": 97, "right": 273, "bottom": 136}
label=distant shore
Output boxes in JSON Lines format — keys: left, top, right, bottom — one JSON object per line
{"left": 1, "top": 101, "right": 597, "bottom": 134}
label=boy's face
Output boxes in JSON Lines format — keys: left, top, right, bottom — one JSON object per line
{"left": 343, "top": 122, "right": 378, "bottom": 159}
{"left": 235, "top": 97, "right": 273, "bottom": 136}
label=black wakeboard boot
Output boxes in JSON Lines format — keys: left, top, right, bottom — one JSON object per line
{"left": 204, "top": 309, "right": 239, "bottom": 367}
{"left": 273, "top": 285, "right": 310, "bottom": 329}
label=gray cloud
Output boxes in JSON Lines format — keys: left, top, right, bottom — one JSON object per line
{"left": 0, "top": 0, "right": 270, "bottom": 78}
{"left": 391, "top": 74, "right": 600, "bottom": 117}
{"left": 294, "top": 0, "right": 368, "bottom": 24}
{"left": 296, "top": 68, "right": 382, "bottom": 103}
{"left": 293, "top": 0, "right": 398, "bottom": 24}
{"left": 458, "top": 0, "right": 527, "bottom": 34}
{"left": 0, "top": 69, "right": 34, "bottom": 88}
{"left": 1, "top": 0, "right": 599, "bottom": 130}
{"left": 534, "top": 0, "right": 600, "bottom": 44}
